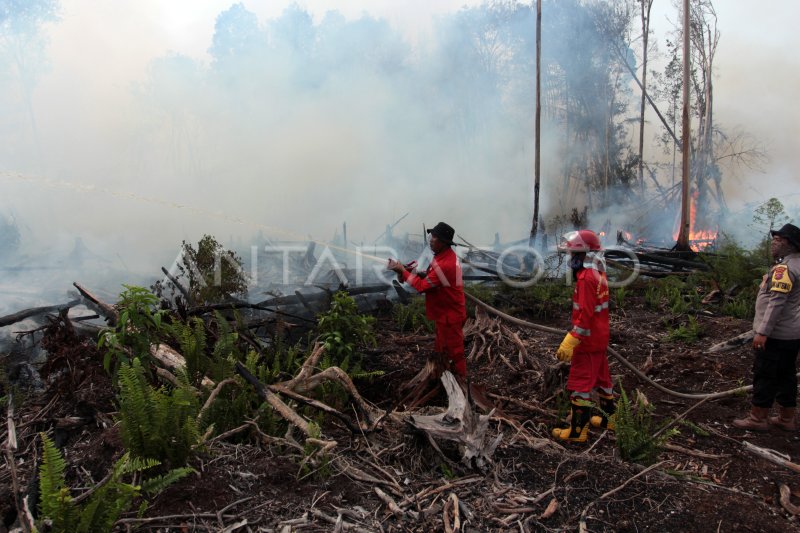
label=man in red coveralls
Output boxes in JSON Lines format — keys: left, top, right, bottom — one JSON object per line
{"left": 387, "top": 222, "right": 468, "bottom": 377}
{"left": 551, "top": 230, "right": 615, "bottom": 443}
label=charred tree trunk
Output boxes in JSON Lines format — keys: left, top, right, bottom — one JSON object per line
{"left": 529, "top": 0, "right": 542, "bottom": 247}
{"left": 676, "top": 0, "right": 692, "bottom": 251}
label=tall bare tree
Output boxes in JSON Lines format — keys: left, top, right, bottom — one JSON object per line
{"left": 637, "top": 0, "right": 654, "bottom": 195}
{"left": 687, "top": 0, "right": 722, "bottom": 218}
{"left": 529, "top": 0, "right": 542, "bottom": 246}
{"left": 676, "top": 0, "right": 691, "bottom": 250}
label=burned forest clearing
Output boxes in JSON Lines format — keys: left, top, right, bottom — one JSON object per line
{"left": 2, "top": 235, "right": 800, "bottom": 533}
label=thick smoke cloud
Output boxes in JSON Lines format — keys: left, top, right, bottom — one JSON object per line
{"left": 1, "top": 0, "right": 797, "bottom": 315}
{"left": 2, "top": 2, "right": 553, "bottom": 255}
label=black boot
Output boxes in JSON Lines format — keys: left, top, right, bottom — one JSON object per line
{"left": 590, "top": 393, "right": 616, "bottom": 431}
{"left": 552, "top": 401, "right": 592, "bottom": 443}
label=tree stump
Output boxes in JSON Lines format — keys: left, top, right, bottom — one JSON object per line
{"left": 407, "top": 371, "right": 500, "bottom": 469}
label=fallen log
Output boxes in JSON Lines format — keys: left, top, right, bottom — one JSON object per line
{"left": 150, "top": 343, "right": 216, "bottom": 389}
{"left": 742, "top": 441, "right": 800, "bottom": 474}
{"left": 0, "top": 299, "right": 80, "bottom": 327}
{"left": 407, "top": 372, "right": 500, "bottom": 468}
{"left": 234, "top": 361, "right": 311, "bottom": 435}
{"left": 708, "top": 330, "right": 755, "bottom": 353}
{"left": 255, "top": 284, "right": 390, "bottom": 308}
{"left": 73, "top": 282, "right": 118, "bottom": 325}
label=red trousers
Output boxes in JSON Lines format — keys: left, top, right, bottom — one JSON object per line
{"left": 566, "top": 349, "right": 612, "bottom": 393}
{"left": 435, "top": 319, "right": 466, "bottom": 377}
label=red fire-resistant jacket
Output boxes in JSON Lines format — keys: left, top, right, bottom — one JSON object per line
{"left": 401, "top": 247, "right": 467, "bottom": 324}
{"left": 570, "top": 266, "right": 610, "bottom": 352}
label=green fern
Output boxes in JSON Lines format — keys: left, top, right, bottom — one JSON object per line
{"left": 38, "top": 433, "right": 78, "bottom": 531}
{"left": 116, "top": 359, "right": 156, "bottom": 457}
{"left": 209, "top": 312, "right": 239, "bottom": 381}
{"left": 37, "top": 434, "right": 193, "bottom": 533}
{"left": 615, "top": 386, "right": 679, "bottom": 465}
{"left": 168, "top": 316, "right": 208, "bottom": 384}
{"left": 117, "top": 358, "right": 200, "bottom": 466}
{"left": 199, "top": 349, "right": 273, "bottom": 439}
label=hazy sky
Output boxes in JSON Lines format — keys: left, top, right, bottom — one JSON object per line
{"left": 2, "top": 0, "right": 799, "bottom": 272}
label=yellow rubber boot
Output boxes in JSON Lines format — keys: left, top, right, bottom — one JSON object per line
{"left": 590, "top": 393, "right": 616, "bottom": 431}
{"left": 552, "top": 402, "right": 591, "bottom": 443}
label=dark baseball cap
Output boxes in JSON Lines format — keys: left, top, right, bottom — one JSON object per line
{"left": 771, "top": 223, "right": 800, "bottom": 250}
{"left": 427, "top": 222, "right": 455, "bottom": 245}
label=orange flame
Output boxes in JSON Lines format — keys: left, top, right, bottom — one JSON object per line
{"left": 673, "top": 192, "right": 718, "bottom": 251}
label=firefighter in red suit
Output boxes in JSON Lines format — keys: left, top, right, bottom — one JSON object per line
{"left": 552, "top": 230, "right": 616, "bottom": 443}
{"left": 387, "top": 222, "right": 468, "bottom": 377}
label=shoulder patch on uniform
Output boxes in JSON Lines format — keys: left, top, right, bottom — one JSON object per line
{"left": 770, "top": 265, "right": 793, "bottom": 293}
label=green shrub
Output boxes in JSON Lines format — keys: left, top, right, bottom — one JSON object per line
{"left": 153, "top": 234, "right": 248, "bottom": 305}
{"left": 694, "top": 238, "right": 764, "bottom": 319}
{"left": 98, "top": 285, "right": 169, "bottom": 378}
{"left": 116, "top": 358, "right": 201, "bottom": 466}
{"left": 37, "top": 432, "right": 193, "bottom": 533}
{"left": 317, "top": 291, "right": 376, "bottom": 371}
{"left": 615, "top": 385, "right": 678, "bottom": 465}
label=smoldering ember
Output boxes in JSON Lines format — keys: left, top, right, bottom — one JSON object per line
{"left": 2, "top": 1, "right": 800, "bottom": 533}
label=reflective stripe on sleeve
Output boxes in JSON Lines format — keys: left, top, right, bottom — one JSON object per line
{"left": 573, "top": 326, "right": 591, "bottom": 336}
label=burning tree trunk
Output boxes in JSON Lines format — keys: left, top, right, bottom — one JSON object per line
{"left": 676, "top": 0, "right": 692, "bottom": 252}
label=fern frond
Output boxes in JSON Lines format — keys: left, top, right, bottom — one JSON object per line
{"left": 38, "top": 433, "right": 78, "bottom": 531}
{"left": 117, "top": 359, "right": 157, "bottom": 455}
{"left": 348, "top": 369, "right": 385, "bottom": 381}
{"left": 120, "top": 454, "right": 161, "bottom": 476}
{"left": 38, "top": 433, "right": 68, "bottom": 514}
{"left": 140, "top": 467, "right": 195, "bottom": 495}
{"left": 78, "top": 453, "right": 140, "bottom": 533}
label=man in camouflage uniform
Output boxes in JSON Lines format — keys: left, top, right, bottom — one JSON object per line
{"left": 733, "top": 223, "right": 800, "bottom": 431}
